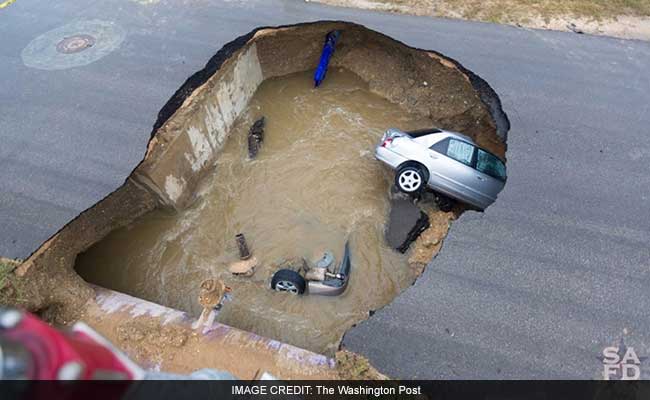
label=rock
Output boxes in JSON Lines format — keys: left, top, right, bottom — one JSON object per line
{"left": 567, "top": 22, "right": 584, "bottom": 34}
{"left": 423, "top": 238, "right": 440, "bottom": 248}
{"left": 228, "top": 257, "right": 257, "bottom": 277}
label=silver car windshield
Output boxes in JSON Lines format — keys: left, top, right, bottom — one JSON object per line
{"left": 476, "top": 149, "right": 506, "bottom": 180}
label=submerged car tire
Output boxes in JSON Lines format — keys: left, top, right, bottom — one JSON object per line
{"left": 271, "top": 269, "right": 306, "bottom": 295}
{"left": 395, "top": 165, "right": 426, "bottom": 194}
{"left": 435, "top": 192, "right": 455, "bottom": 212}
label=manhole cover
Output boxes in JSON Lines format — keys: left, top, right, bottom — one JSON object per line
{"left": 21, "top": 20, "right": 125, "bottom": 70}
{"left": 56, "top": 34, "right": 96, "bottom": 54}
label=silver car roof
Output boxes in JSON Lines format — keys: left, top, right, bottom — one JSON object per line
{"left": 437, "top": 129, "right": 475, "bottom": 144}
{"left": 388, "top": 127, "right": 477, "bottom": 145}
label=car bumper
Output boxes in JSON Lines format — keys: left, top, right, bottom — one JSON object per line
{"left": 375, "top": 146, "right": 408, "bottom": 169}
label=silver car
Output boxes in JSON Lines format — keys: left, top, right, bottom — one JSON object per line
{"left": 375, "top": 128, "right": 506, "bottom": 210}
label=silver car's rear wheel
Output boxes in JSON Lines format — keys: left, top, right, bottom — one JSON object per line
{"left": 396, "top": 167, "right": 424, "bottom": 193}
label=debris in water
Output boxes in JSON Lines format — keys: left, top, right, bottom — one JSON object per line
{"left": 229, "top": 258, "right": 257, "bottom": 277}
{"left": 235, "top": 233, "right": 252, "bottom": 260}
{"left": 305, "top": 250, "right": 333, "bottom": 281}
{"left": 271, "top": 241, "right": 352, "bottom": 296}
{"left": 230, "top": 233, "right": 257, "bottom": 276}
{"left": 247, "top": 117, "right": 265, "bottom": 159}
{"left": 193, "top": 279, "right": 231, "bottom": 333}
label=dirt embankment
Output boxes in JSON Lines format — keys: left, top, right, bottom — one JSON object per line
{"left": 312, "top": 0, "right": 650, "bottom": 41}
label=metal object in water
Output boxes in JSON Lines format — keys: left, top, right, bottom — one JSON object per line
{"left": 235, "top": 233, "right": 252, "bottom": 260}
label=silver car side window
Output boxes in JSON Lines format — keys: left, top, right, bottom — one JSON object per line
{"left": 430, "top": 138, "right": 449, "bottom": 154}
{"left": 447, "top": 139, "right": 474, "bottom": 165}
{"left": 476, "top": 149, "right": 506, "bottom": 180}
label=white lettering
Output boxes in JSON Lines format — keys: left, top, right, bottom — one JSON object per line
{"left": 621, "top": 348, "right": 641, "bottom": 365}
{"left": 602, "top": 346, "right": 620, "bottom": 364}
{"left": 621, "top": 364, "right": 641, "bottom": 380}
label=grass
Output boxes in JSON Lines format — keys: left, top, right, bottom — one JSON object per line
{"left": 336, "top": 349, "right": 389, "bottom": 379}
{"left": 449, "top": 0, "right": 650, "bottom": 23}
{"left": 0, "top": 257, "right": 23, "bottom": 306}
{"left": 334, "top": 0, "right": 650, "bottom": 23}
{"left": 0, "top": 259, "right": 16, "bottom": 289}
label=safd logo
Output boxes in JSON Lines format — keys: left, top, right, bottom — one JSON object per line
{"left": 600, "top": 338, "right": 647, "bottom": 380}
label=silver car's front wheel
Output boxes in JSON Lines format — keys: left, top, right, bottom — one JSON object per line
{"left": 396, "top": 167, "right": 424, "bottom": 193}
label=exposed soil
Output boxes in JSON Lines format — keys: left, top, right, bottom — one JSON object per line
{"left": 407, "top": 199, "right": 459, "bottom": 272}
{"left": 335, "top": 349, "right": 389, "bottom": 380}
{"left": 312, "top": 0, "right": 650, "bottom": 41}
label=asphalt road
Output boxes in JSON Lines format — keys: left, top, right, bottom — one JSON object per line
{"left": 2, "top": 0, "right": 649, "bottom": 379}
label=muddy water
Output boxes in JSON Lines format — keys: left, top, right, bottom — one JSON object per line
{"left": 76, "top": 69, "right": 432, "bottom": 355}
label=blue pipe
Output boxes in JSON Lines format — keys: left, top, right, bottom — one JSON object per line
{"left": 313, "top": 30, "right": 341, "bottom": 87}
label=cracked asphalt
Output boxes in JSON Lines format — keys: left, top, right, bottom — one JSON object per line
{"left": 1, "top": 0, "right": 649, "bottom": 379}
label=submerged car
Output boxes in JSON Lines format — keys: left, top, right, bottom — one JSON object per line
{"left": 375, "top": 128, "right": 506, "bottom": 210}
{"left": 270, "top": 241, "right": 351, "bottom": 296}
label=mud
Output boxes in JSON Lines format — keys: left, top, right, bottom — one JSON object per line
{"left": 76, "top": 69, "right": 434, "bottom": 355}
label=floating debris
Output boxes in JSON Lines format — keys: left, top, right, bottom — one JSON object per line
{"left": 247, "top": 116, "right": 265, "bottom": 159}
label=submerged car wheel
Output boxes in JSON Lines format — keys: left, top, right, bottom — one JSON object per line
{"left": 396, "top": 165, "right": 425, "bottom": 193}
{"left": 271, "top": 269, "right": 306, "bottom": 295}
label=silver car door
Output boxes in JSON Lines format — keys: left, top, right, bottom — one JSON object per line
{"left": 428, "top": 138, "right": 488, "bottom": 205}
{"left": 472, "top": 148, "right": 507, "bottom": 202}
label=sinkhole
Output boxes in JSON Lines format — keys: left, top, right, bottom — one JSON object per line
{"left": 18, "top": 21, "right": 509, "bottom": 358}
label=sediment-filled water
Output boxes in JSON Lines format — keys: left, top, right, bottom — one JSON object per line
{"left": 76, "top": 68, "right": 432, "bottom": 354}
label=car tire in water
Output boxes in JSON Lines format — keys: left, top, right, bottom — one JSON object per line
{"left": 395, "top": 165, "right": 426, "bottom": 194}
{"left": 435, "top": 192, "right": 455, "bottom": 212}
{"left": 271, "top": 269, "right": 306, "bottom": 295}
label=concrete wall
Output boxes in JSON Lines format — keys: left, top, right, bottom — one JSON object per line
{"left": 133, "top": 43, "right": 264, "bottom": 209}
{"left": 83, "top": 286, "right": 337, "bottom": 379}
